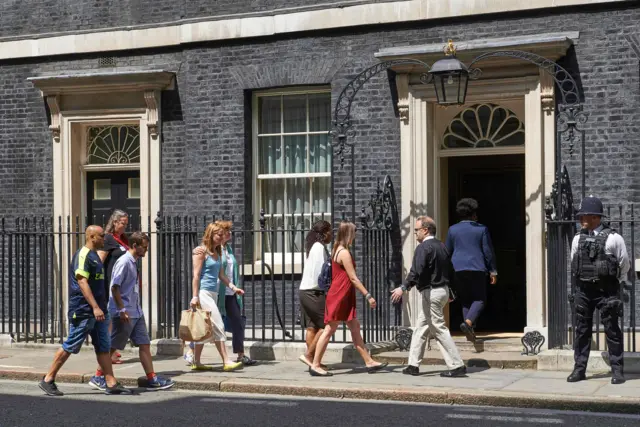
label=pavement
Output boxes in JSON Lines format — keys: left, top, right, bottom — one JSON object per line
{"left": 1, "top": 347, "right": 639, "bottom": 414}
{"left": 3, "top": 380, "right": 640, "bottom": 427}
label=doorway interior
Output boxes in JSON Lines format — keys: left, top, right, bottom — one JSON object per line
{"left": 445, "top": 154, "right": 526, "bottom": 333}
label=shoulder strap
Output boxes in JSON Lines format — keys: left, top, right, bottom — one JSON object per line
{"left": 333, "top": 248, "right": 346, "bottom": 263}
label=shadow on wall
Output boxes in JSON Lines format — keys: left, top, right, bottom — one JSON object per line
{"left": 397, "top": 201, "right": 429, "bottom": 279}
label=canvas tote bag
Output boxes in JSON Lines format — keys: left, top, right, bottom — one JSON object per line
{"left": 179, "top": 306, "right": 213, "bottom": 342}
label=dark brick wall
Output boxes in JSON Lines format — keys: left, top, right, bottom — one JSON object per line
{"left": 1, "top": 3, "right": 640, "bottom": 327}
{"left": 0, "top": 0, "right": 390, "bottom": 38}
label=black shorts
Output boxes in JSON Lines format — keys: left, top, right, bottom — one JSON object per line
{"left": 299, "top": 289, "right": 326, "bottom": 329}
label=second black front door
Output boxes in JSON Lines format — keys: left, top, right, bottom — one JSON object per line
{"left": 447, "top": 154, "right": 526, "bottom": 333}
{"left": 87, "top": 171, "right": 141, "bottom": 230}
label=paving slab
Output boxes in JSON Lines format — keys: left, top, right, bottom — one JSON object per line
{"left": 1, "top": 347, "right": 640, "bottom": 413}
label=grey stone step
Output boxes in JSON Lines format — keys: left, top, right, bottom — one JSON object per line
{"left": 376, "top": 349, "right": 538, "bottom": 370}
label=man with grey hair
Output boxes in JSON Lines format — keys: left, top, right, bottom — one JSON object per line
{"left": 391, "top": 216, "right": 466, "bottom": 377}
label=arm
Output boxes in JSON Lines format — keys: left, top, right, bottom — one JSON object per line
{"left": 218, "top": 265, "right": 243, "bottom": 295}
{"left": 339, "top": 250, "right": 376, "bottom": 308}
{"left": 110, "top": 261, "right": 129, "bottom": 322}
{"left": 482, "top": 228, "right": 498, "bottom": 276}
{"left": 609, "top": 234, "right": 630, "bottom": 284}
{"left": 445, "top": 230, "right": 453, "bottom": 254}
{"left": 77, "top": 276, "right": 104, "bottom": 321}
{"left": 191, "top": 247, "right": 206, "bottom": 307}
{"left": 391, "top": 243, "right": 428, "bottom": 303}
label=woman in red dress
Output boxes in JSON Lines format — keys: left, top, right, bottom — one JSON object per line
{"left": 309, "top": 221, "right": 388, "bottom": 376}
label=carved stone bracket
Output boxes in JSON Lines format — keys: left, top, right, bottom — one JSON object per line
{"left": 396, "top": 73, "right": 410, "bottom": 125}
{"left": 144, "top": 90, "right": 159, "bottom": 139}
{"left": 45, "top": 95, "right": 61, "bottom": 143}
{"left": 539, "top": 69, "right": 555, "bottom": 114}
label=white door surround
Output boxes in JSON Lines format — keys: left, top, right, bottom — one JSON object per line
{"left": 29, "top": 70, "right": 174, "bottom": 333}
{"left": 396, "top": 72, "right": 555, "bottom": 344}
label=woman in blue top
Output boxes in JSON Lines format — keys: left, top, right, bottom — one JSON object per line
{"left": 189, "top": 222, "right": 244, "bottom": 372}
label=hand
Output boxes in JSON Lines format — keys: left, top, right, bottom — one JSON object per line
{"left": 490, "top": 274, "right": 498, "bottom": 285}
{"left": 190, "top": 296, "right": 199, "bottom": 309}
{"left": 390, "top": 287, "right": 404, "bottom": 304}
{"left": 93, "top": 307, "right": 105, "bottom": 322}
{"left": 368, "top": 296, "right": 377, "bottom": 309}
{"left": 230, "top": 284, "right": 245, "bottom": 296}
{"left": 119, "top": 310, "right": 130, "bottom": 323}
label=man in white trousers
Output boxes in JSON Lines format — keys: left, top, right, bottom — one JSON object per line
{"left": 391, "top": 216, "right": 466, "bottom": 377}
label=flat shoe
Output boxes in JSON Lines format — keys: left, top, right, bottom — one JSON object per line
{"left": 366, "top": 362, "right": 388, "bottom": 373}
{"left": 223, "top": 361, "right": 243, "bottom": 372}
{"left": 190, "top": 364, "right": 214, "bottom": 371}
{"left": 309, "top": 368, "right": 333, "bottom": 377}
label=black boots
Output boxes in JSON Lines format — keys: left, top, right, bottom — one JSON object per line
{"left": 566, "top": 369, "right": 586, "bottom": 383}
{"left": 611, "top": 370, "right": 626, "bottom": 385}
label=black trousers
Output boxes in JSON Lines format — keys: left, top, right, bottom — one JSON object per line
{"left": 573, "top": 281, "right": 623, "bottom": 372}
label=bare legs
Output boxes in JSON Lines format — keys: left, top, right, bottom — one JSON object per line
{"left": 311, "top": 319, "right": 382, "bottom": 374}
{"left": 193, "top": 341, "right": 234, "bottom": 366}
{"left": 45, "top": 349, "right": 117, "bottom": 387}
{"left": 303, "top": 327, "right": 322, "bottom": 364}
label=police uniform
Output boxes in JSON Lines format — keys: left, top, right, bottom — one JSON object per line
{"left": 568, "top": 196, "right": 630, "bottom": 385}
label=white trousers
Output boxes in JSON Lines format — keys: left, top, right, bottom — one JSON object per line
{"left": 197, "top": 289, "right": 227, "bottom": 342}
{"left": 408, "top": 286, "right": 464, "bottom": 370}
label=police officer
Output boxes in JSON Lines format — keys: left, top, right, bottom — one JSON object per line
{"left": 567, "top": 196, "right": 630, "bottom": 385}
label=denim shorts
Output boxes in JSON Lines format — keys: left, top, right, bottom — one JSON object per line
{"left": 110, "top": 315, "right": 151, "bottom": 350}
{"left": 62, "top": 316, "right": 111, "bottom": 354}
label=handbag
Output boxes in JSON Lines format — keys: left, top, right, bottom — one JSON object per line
{"left": 179, "top": 306, "right": 213, "bottom": 342}
{"left": 317, "top": 247, "right": 332, "bottom": 292}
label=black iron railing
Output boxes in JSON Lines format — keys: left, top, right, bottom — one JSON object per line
{"left": 0, "top": 213, "right": 401, "bottom": 344}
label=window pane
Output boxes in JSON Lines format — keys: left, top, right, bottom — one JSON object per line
{"left": 259, "top": 96, "right": 281, "bottom": 134}
{"left": 309, "top": 134, "right": 331, "bottom": 173}
{"left": 312, "top": 177, "right": 332, "bottom": 214}
{"left": 263, "top": 215, "right": 284, "bottom": 253}
{"left": 283, "top": 95, "right": 307, "bottom": 133}
{"left": 284, "top": 135, "right": 306, "bottom": 174}
{"left": 93, "top": 179, "right": 111, "bottom": 200}
{"left": 286, "top": 178, "right": 310, "bottom": 215}
{"left": 259, "top": 136, "right": 282, "bottom": 174}
{"left": 128, "top": 178, "right": 140, "bottom": 199}
{"left": 261, "top": 179, "right": 285, "bottom": 216}
{"left": 308, "top": 93, "right": 331, "bottom": 131}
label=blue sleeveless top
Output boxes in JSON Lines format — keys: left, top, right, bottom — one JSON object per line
{"left": 200, "top": 252, "right": 221, "bottom": 293}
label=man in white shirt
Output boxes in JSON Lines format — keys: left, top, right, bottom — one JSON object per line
{"left": 568, "top": 196, "right": 629, "bottom": 385}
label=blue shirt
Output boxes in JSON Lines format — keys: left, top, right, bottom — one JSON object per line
{"left": 445, "top": 220, "right": 497, "bottom": 274}
{"left": 68, "top": 246, "right": 106, "bottom": 319}
{"left": 108, "top": 251, "right": 143, "bottom": 318}
{"left": 200, "top": 253, "right": 222, "bottom": 293}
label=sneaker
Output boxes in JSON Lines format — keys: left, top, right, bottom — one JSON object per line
{"left": 105, "top": 382, "right": 133, "bottom": 395}
{"left": 191, "top": 363, "right": 214, "bottom": 371}
{"left": 237, "top": 355, "right": 257, "bottom": 366}
{"left": 223, "top": 361, "right": 243, "bottom": 372}
{"left": 88, "top": 375, "right": 106, "bottom": 391}
{"left": 39, "top": 377, "right": 64, "bottom": 396}
{"left": 147, "top": 376, "right": 176, "bottom": 391}
{"left": 184, "top": 351, "right": 194, "bottom": 366}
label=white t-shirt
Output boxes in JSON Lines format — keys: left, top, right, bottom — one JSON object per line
{"left": 299, "top": 242, "right": 327, "bottom": 291}
{"left": 224, "top": 247, "right": 236, "bottom": 296}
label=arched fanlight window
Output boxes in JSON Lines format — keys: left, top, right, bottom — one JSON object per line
{"left": 442, "top": 104, "right": 524, "bottom": 150}
{"left": 86, "top": 125, "right": 140, "bottom": 164}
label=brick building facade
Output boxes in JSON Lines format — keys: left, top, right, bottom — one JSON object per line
{"left": 1, "top": 0, "right": 639, "bottom": 343}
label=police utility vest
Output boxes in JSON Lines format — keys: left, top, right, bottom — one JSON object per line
{"left": 572, "top": 227, "right": 618, "bottom": 284}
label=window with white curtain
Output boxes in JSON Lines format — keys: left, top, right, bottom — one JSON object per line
{"left": 253, "top": 88, "right": 332, "bottom": 260}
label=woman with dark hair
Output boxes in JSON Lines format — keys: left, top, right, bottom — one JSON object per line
{"left": 97, "top": 209, "right": 129, "bottom": 365}
{"left": 298, "top": 220, "right": 332, "bottom": 368}
{"left": 309, "top": 221, "right": 387, "bottom": 377}
{"left": 445, "top": 198, "right": 498, "bottom": 343}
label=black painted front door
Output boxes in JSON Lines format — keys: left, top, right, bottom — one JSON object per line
{"left": 86, "top": 171, "right": 141, "bottom": 230}
{"left": 447, "top": 154, "right": 526, "bottom": 333}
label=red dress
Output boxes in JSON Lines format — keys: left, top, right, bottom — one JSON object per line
{"left": 324, "top": 253, "right": 357, "bottom": 323}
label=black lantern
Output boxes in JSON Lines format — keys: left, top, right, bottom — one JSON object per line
{"left": 428, "top": 40, "right": 469, "bottom": 106}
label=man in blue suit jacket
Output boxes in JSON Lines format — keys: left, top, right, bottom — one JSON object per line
{"left": 445, "top": 198, "right": 497, "bottom": 343}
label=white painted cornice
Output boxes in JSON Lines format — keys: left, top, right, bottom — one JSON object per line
{"left": 0, "top": 0, "right": 629, "bottom": 60}
{"left": 27, "top": 70, "right": 175, "bottom": 95}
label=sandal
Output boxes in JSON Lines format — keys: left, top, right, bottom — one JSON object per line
{"left": 366, "top": 362, "right": 388, "bottom": 373}
{"left": 309, "top": 368, "right": 333, "bottom": 377}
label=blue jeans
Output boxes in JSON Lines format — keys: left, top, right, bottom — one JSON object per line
{"left": 63, "top": 316, "right": 111, "bottom": 354}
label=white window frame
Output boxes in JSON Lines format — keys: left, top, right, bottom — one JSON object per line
{"left": 252, "top": 87, "right": 332, "bottom": 270}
